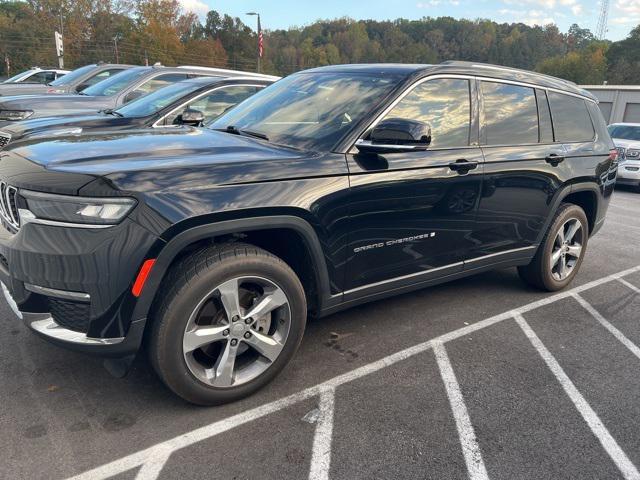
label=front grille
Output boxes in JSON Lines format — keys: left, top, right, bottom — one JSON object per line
{"left": 49, "top": 298, "right": 91, "bottom": 333}
{"left": 0, "top": 133, "right": 10, "bottom": 149}
{"left": 626, "top": 167, "right": 639, "bottom": 172}
{"left": 0, "top": 181, "right": 20, "bottom": 231}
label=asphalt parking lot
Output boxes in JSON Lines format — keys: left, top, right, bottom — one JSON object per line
{"left": 3, "top": 187, "right": 640, "bottom": 480}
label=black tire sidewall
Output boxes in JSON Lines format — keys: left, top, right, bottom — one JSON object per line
{"left": 153, "top": 251, "right": 306, "bottom": 406}
{"left": 539, "top": 205, "right": 589, "bottom": 291}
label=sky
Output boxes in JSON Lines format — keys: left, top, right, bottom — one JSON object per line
{"left": 177, "top": 0, "right": 639, "bottom": 41}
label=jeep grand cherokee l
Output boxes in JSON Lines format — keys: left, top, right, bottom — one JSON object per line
{"left": 0, "top": 62, "right": 617, "bottom": 405}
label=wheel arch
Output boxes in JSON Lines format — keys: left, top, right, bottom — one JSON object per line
{"left": 130, "top": 215, "right": 334, "bottom": 324}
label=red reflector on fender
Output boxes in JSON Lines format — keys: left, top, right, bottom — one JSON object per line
{"left": 132, "top": 259, "right": 156, "bottom": 297}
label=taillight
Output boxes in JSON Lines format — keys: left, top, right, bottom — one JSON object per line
{"left": 609, "top": 149, "right": 619, "bottom": 162}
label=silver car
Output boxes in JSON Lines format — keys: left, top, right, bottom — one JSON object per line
{"left": 609, "top": 123, "right": 640, "bottom": 190}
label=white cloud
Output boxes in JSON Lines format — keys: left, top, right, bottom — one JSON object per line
{"left": 178, "top": 0, "right": 209, "bottom": 16}
{"left": 615, "top": 0, "right": 640, "bottom": 16}
{"left": 417, "top": 0, "right": 461, "bottom": 7}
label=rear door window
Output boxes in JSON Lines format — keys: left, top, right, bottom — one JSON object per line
{"left": 481, "top": 82, "right": 538, "bottom": 145}
{"left": 548, "top": 92, "right": 595, "bottom": 142}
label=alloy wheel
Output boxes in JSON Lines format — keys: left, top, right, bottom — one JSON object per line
{"left": 182, "top": 276, "right": 291, "bottom": 388}
{"left": 550, "top": 218, "right": 583, "bottom": 281}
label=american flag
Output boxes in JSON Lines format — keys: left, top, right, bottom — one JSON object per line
{"left": 258, "top": 17, "right": 263, "bottom": 58}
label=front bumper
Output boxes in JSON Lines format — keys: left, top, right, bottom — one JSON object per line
{"left": 617, "top": 163, "right": 640, "bottom": 185}
{"left": 0, "top": 213, "right": 159, "bottom": 356}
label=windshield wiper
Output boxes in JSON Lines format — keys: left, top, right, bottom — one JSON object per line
{"left": 218, "top": 125, "right": 269, "bottom": 141}
{"left": 102, "top": 109, "right": 123, "bottom": 117}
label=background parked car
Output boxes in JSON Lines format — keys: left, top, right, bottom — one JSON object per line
{"left": 2, "top": 67, "right": 70, "bottom": 85}
{"left": 0, "top": 75, "right": 276, "bottom": 150}
{"left": 0, "top": 63, "right": 131, "bottom": 97}
{"left": 0, "top": 66, "right": 277, "bottom": 125}
{"left": 609, "top": 123, "right": 640, "bottom": 191}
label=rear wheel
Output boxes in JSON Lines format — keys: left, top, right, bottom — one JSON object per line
{"left": 149, "top": 243, "right": 306, "bottom": 405}
{"left": 518, "top": 203, "right": 589, "bottom": 291}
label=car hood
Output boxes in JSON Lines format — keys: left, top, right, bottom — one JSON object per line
{"left": 0, "top": 114, "right": 129, "bottom": 142}
{"left": 0, "top": 83, "right": 58, "bottom": 97}
{"left": 0, "top": 94, "right": 112, "bottom": 116}
{"left": 2, "top": 127, "right": 341, "bottom": 192}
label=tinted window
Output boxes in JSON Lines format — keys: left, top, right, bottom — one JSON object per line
{"left": 598, "top": 102, "right": 613, "bottom": 123}
{"left": 482, "top": 82, "right": 538, "bottom": 145}
{"left": 382, "top": 78, "right": 471, "bottom": 148}
{"left": 536, "top": 89, "right": 554, "bottom": 143}
{"left": 209, "top": 72, "right": 402, "bottom": 152}
{"left": 26, "top": 71, "right": 56, "bottom": 84}
{"left": 131, "top": 73, "right": 190, "bottom": 97}
{"left": 83, "top": 68, "right": 149, "bottom": 96}
{"left": 165, "top": 85, "right": 260, "bottom": 125}
{"left": 83, "top": 68, "right": 125, "bottom": 87}
{"left": 49, "top": 64, "right": 96, "bottom": 86}
{"left": 624, "top": 103, "right": 640, "bottom": 123}
{"left": 548, "top": 92, "right": 594, "bottom": 142}
{"left": 116, "top": 80, "right": 209, "bottom": 118}
{"left": 608, "top": 125, "right": 640, "bottom": 141}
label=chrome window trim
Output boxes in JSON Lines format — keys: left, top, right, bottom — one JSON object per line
{"left": 351, "top": 72, "right": 598, "bottom": 153}
{"left": 152, "top": 83, "right": 266, "bottom": 128}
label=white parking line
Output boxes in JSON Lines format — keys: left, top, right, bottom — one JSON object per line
{"left": 434, "top": 342, "right": 489, "bottom": 480}
{"left": 65, "top": 265, "right": 640, "bottom": 480}
{"left": 619, "top": 278, "right": 640, "bottom": 295}
{"left": 572, "top": 293, "right": 640, "bottom": 360}
{"left": 308, "top": 388, "right": 336, "bottom": 480}
{"left": 515, "top": 314, "right": 640, "bottom": 480}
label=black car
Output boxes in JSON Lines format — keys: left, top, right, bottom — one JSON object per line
{"left": 0, "top": 62, "right": 617, "bottom": 405}
{"left": 0, "top": 66, "right": 273, "bottom": 124}
{"left": 0, "top": 63, "right": 131, "bottom": 97}
{"left": 0, "top": 76, "right": 275, "bottom": 149}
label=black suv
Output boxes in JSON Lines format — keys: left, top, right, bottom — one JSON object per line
{"left": 0, "top": 62, "right": 617, "bottom": 405}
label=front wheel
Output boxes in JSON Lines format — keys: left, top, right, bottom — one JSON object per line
{"left": 149, "top": 243, "right": 307, "bottom": 405}
{"left": 518, "top": 203, "right": 589, "bottom": 291}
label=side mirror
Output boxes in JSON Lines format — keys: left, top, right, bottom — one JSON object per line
{"left": 356, "top": 118, "right": 431, "bottom": 154}
{"left": 124, "top": 90, "right": 144, "bottom": 104}
{"left": 178, "top": 108, "right": 205, "bottom": 126}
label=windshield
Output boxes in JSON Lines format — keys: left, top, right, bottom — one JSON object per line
{"left": 50, "top": 65, "right": 96, "bottom": 86}
{"left": 3, "top": 71, "right": 33, "bottom": 83}
{"left": 116, "top": 80, "right": 205, "bottom": 117}
{"left": 208, "top": 72, "right": 402, "bottom": 151}
{"left": 82, "top": 68, "right": 149, "bottom": 97}
{"left": 609, "top": 125, "right": 640, "bottom": 141}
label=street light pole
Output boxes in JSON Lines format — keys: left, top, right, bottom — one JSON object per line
{"left": 113, "top": 34, "right": 122, "bottom": 64}
{"left": 246, "top": 12, "right": 262, "bottom": 73}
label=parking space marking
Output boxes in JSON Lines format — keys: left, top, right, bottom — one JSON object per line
{"left": 66, "top": 265, "right": 640, "bottom": 480}
{"left": 135, "top": 446, "right": 173, "bottom": 480}
{"left": 572, "top": 293, "right": 640, "bottom": 360}
{"left": 308, "top": 388, "right": 336, "bottom": 480}
{"left": 434, "top": 342, "right": 489, "bottom": 480}
{"left": 515, "top": 314, "right": 640, "bottom": 480}
{"left": 619, "top": 278, "right": 640, "bottom": 295}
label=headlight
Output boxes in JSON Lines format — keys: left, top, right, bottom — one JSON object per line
{"left": 20, "top": 190, "right": 136, "bottom": 226}
{"left": 0, "top": 110, "right": 34, "bottom": 121}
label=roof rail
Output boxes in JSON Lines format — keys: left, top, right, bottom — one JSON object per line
{"left": 440, "top": 60, "right": 579, "bottom": 86}
{"left": 177, "top": 66, "right": 280, "bottom": 81}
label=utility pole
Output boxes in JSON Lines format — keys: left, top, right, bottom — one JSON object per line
{"left": 246, "top": 12, "right": 262, "bottom": 73}
{"left": 54, "top": 31, "right": 64, "bottom": 69}
{"left": 4, "top": 54, "right": 10, "bottom": 78}
{"left": 144, "top": 49, "right": 149, "bottom": 66}
{"left": 113, "top": 34, "right": 122, "bottom": 64}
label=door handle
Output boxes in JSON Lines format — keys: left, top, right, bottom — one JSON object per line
{"left": 449, "top": 159, "right": 479, "bottom": 174}
{"left": 545, "top": 153, "right": 565, "bottom": 166}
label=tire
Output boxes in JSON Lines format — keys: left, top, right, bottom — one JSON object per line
{"left": 149, "top": 243, "right": 306, "bottom": 405}
{"left": 518, "top": 203, "right": 589, "bottom": 292}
